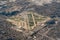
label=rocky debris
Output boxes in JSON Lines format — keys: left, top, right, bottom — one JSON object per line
{"left": 0, "top": 18, "right": 27, "bottom": 40}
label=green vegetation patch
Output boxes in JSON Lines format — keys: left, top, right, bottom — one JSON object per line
{"left": 33, "top": 14, "right": 47, "bottom": 24}
{"left": 27, "top": 14, "right": 34, "bottom": 27}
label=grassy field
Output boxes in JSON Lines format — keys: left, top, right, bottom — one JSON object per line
{"left": 27, "top": 14, "right": 34, "bottom": 27}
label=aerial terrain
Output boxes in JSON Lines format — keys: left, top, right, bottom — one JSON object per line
{"left": 0, "top": 0, "right": 60, "bottom": 40}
